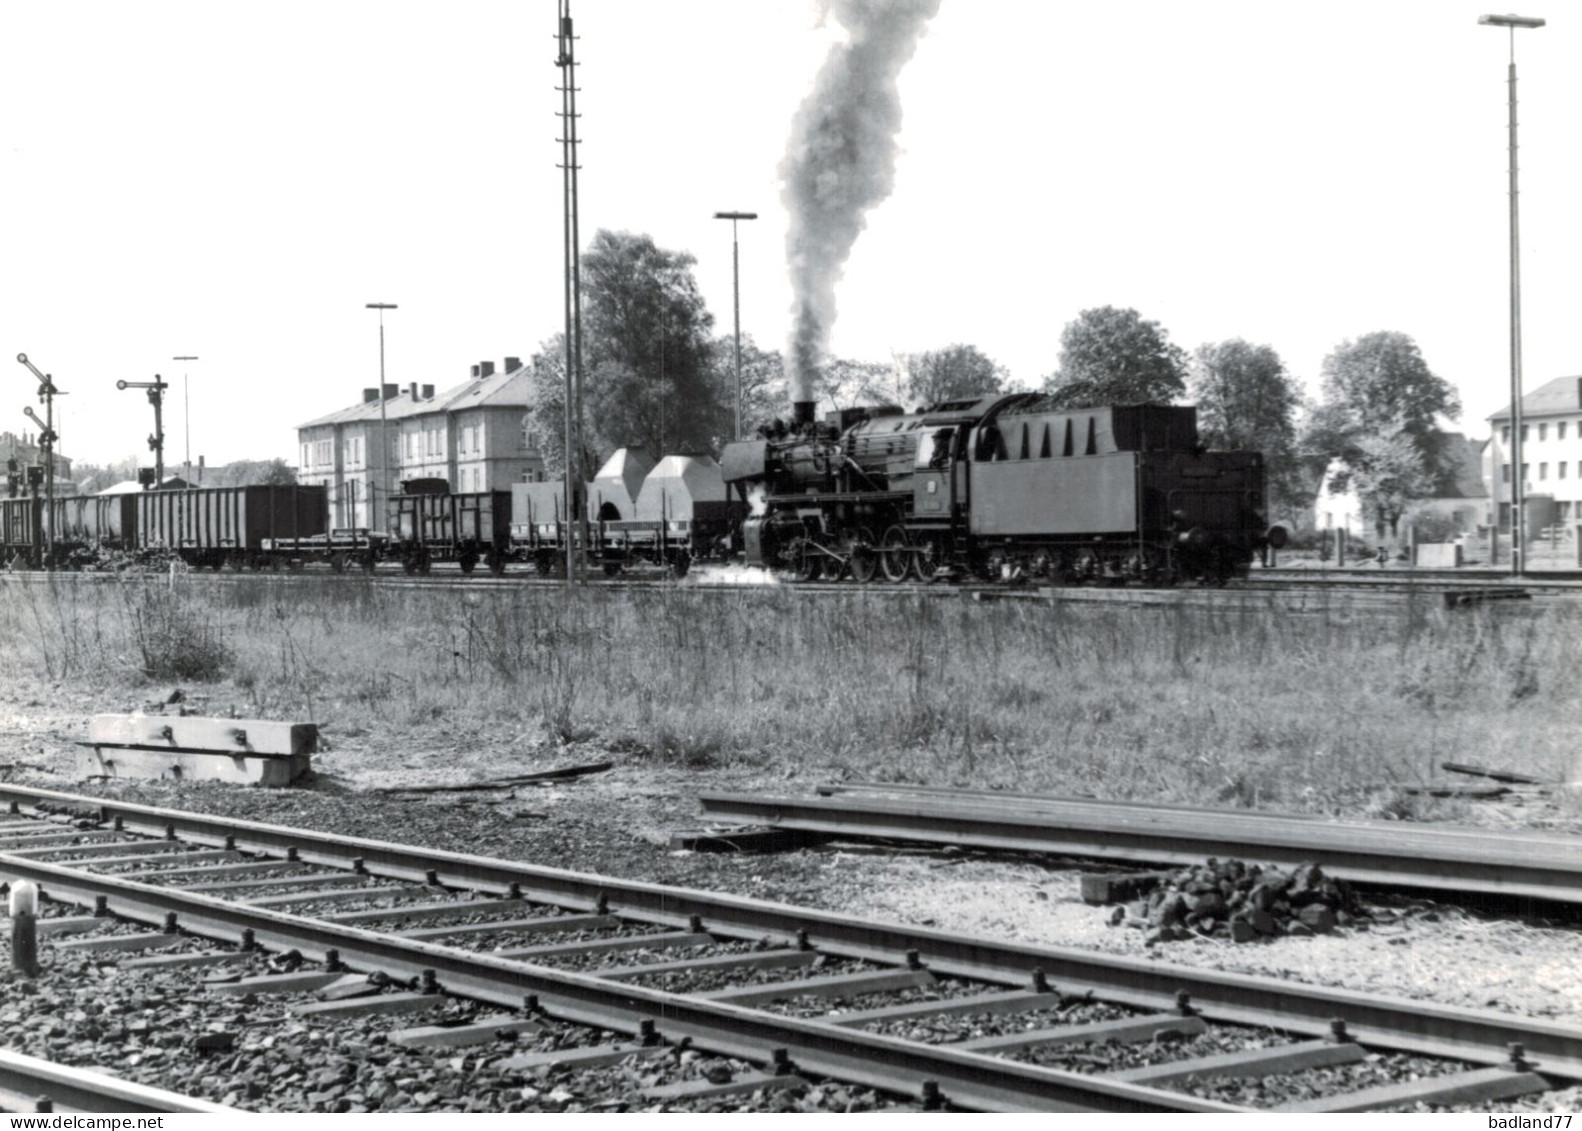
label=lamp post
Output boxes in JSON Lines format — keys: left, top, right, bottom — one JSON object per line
{"left": 174, "top": 356, "right": 197, "bottom": 485}
{"left": 1480, "top": 12, "right": 1544, "bottom": 577}
{"left": 366, "top": 303, "right": 397, "bottom": 532}
{"left": 714, "top": 211, "right": 758, "bottom": 440}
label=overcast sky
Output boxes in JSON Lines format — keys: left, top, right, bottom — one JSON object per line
{"left": 2, "top": 1, "right": 1575, "bottom": 468}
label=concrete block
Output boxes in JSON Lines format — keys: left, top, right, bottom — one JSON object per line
{"left": 1414, "top": 543, "right": 1462, "bottom": 568}
{"left": 77, "top": 745, "right": 308, "bottom": 787}
{"left": 88, "top": 715, "right": 317, "bottom": 756}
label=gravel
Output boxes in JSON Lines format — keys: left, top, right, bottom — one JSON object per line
{"left": 4, "top": 682, "right": 1582, "bottom": 1112}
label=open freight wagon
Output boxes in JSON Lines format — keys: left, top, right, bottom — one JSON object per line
{"left": 387, "top": 486, "right": 513, "bottom": 574}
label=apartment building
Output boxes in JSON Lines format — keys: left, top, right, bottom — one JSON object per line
{"left": 1486, "top": 375, "right": 1582, "bottom": 531}
{"left": 296, "top": 359, "right": 544, "bottom": 530}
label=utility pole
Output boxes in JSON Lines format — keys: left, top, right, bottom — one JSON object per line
{"left": 15, "top": 353, "right": 63, "bottom": 569}
{"left": 366, "top": 304, "right": 398, "bottom": 532}
{"left": 557, "top": 0, "right": 588, "bottom": 585}
{"left": 1479, "top": 13, "right": 1545, "bottom": 577}
{"left": 714, "top": 211, "right": 758, "bottom": 439}
{"left": 117, "top": 375, "right": 169, "bottom": 487}
{"left": 174, "top": 356, "right": 198, "bottom": 485}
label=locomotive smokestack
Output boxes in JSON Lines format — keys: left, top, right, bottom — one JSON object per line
{"left": 780, "top": 0, "right": 941, "bottom": 411}
{"left": 793, "top": 400, "right": 816, "bottom": 426}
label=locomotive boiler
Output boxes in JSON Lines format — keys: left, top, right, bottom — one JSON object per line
{"left": 721, "top": 393, "right": 1283, "bottom": 585}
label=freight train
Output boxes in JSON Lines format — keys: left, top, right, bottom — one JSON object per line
{"left": 0, "top": 485, "right": 380, "bottom": 571}
{"left": 718, "top": 394, "right": 1281, "bottom": 585}
{"left": 2, "top": 396, "right": 1279, "bottom": 585}
{"left": 384, "top": 451, "right": 741, "bottom": 578}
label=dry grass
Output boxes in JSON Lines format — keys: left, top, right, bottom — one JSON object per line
{"left": 0, "top": 574, "right": 1576, "bottom": 812}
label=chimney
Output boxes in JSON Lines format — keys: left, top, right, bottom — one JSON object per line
{"left": 470, "top": 364, "right": 480, "bottom": 378}
{"left": 383, "top": 383, "right": 397, "bottom": 400}
{"left": 504, "top": 356, "right": 521, "bottom": 372}
{"left": 363, "top": 388, "right": 379, "bottom": 404}
{"left": 479, "top": 360, "right": 495, "bottom": 378}
{"left": 421, "top": 384, "right": 435, "bottom": 400}
{"left": 408, "top": 382, "right": 419, "bottom": 400}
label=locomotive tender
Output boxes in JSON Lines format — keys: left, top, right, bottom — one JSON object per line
{"left": 720, "top": 394, "right": 1282, "bottom": 585}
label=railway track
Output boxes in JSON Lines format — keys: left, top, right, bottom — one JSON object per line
{"left": 697, "top": 784, "right": 1582, "bottom": 909}
{"left": 1, "top": 784, "right": 1578, "bottom": 1113}
{"left": 0, "top": 1049, "right": 231, "bottom": 1115}
{"left": 4, "top": 562, "right": 1578, "bottom": 612}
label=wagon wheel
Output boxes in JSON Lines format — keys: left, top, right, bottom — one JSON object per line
{"left": 602, "top": 560, "right": 624, "bottom": 577}
{"left": 534, "top": 549, "right": 556, "bottom": 576}
{"left": 847, "top": 526, "right": 879, "bottom": 584}
{"left": 668, "top": 549, "right": 692, "bottom": 580}
{"left": 329, "top": 552, "right": 348, "bottom": 574}
{"left": 415, "top": 550, "right": 432, "bottom": 575}
{"left": 361, "top": 551, "right": 378, "bottom": 574}
{"left": 402, "top": 555, "right": 419, "bottom": 576}
{"left": 879, "top": 525, "right": 911, "bottom": 583}
{"left": 789, "top": 538, "right": 822, "bottom": 583}
{"left": 487, "top": 551, "right": 506, "bottom": 576}
{"left": 458, "top": 551, "right": 478, "bottom": 574}
{"left": 912, "top": 535, "right": 945, "bottom": 582}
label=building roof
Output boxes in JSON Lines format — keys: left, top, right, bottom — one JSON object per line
{"left": 439, "top": 366, "right": 533, "bottom": 412}
{"left": 296, "top": 362, "right": 530, "bottom": 430}
{"left": 1488, "top": 375, "right": 1582, "bottom": 422}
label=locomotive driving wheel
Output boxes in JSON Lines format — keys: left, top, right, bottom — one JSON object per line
{"left": 912, "top": 534, "right": 945, "bottom": 582}
{"left": 879, "top": 525, "right": 910, "bottom": 583}
{"left": 847, "top": 527, "right": 879, "bottom": 584}
{"left": 788, "top": 537, "right": 822, "bottom": 582}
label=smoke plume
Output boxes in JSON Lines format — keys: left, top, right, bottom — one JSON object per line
{"left": 780, "top": 0, "right": 942, "bottom": 409}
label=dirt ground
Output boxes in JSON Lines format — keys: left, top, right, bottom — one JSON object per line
{"left": 4, "top": 671, "right": 1582, "bottom": 1036}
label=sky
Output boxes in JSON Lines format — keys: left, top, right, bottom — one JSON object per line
{"left": 1, "top": 1, "right": 1577, "bottom": 469}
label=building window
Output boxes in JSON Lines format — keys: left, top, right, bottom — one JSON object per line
{"left": 1560, "top": 462, "right": 1568, "bottom": 479}
{"left": 1560, "top": 502, "right": 1573, "bottom": 521}
{"left": 1521, "top": 425, "right": 1530, "bottom": 442}
{"left": 301, "top": 444, "right": 309, "bottom": 468}
{"left": 1521, "top": 463, "right": 1529, "bottom": 482}
{"left": 1539, "top": 423, "right": 1548, "bottom": 442}
{"left": 1502, "top": 463, "right": 1510, "bottom": 483}
{"left": 1561, "top": 422, "right": 1570, "bottom": 441}
{"left": 1539, "top": 462, "right": 1548, "bottom": 481}
{"left": 1502, "top": 426, "right": 1511, "bottom": 444}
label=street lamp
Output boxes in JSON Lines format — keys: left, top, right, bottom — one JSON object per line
{"left": 366, "top": 303, "right": 397, "bottom": 531}
{"left": 714, "top": 211, "right": 758, "bottom": 440}
{"left": 1480, "top": 13, "right": 1544, "bottom": 577}
{"left": 174, "top": 356, "right": 198, "bottom": 485}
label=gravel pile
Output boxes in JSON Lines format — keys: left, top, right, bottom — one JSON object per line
{"left": 1105, "top": 860, "right": 1366, "bottom": 945}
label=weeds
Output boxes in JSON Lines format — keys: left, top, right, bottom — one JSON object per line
{"left": 0, "top": 575, "right": 1576, "bottom": 808}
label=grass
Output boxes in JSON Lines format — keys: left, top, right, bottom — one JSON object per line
{"left": 0, "top": 573, "right": 1576, "bottom": 814}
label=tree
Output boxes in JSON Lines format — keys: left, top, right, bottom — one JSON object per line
{"left": 1044, "top": 307, "right": 1187, "bottom": 408}
{"left": 525, "top": 231, "right": 722, "bottom": 472}
{"left": 708, "top": 334, "right": 786, "bottom": 441}
{"left": 1190, "top": 339, "right": 1303, "bottom": 512}
{"left": 1316, "top": 331, "right": 1460, "bottom": 450}
{"left": 899, "top": 344, "right": 1007, "bottom": 408}
{"left": 817, "top": 357, "right": 899, "bottom": 413}
{"left": 1346, "top": 429, "right": 1437, "bottom": 541}
{"left": 1307, "top": 331, "right": 1461, "bottom": 539}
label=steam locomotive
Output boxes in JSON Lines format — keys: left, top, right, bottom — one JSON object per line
{"left": 719, "top": 394, "right": 1282, "bottom": 585}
